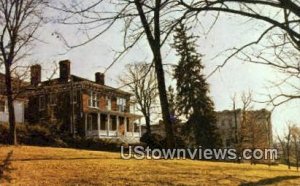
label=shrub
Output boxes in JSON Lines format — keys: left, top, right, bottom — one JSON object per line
{"left": 26, "top": 124, "right": 66, "bottom": 147}
{"left": 140, "top": 132, "right": 165, "bottom": 149}
{"left": 0, "top": 123, "right": 66, "bottom": 147}
{"left": 0, "top": 123, "right": 9, "bottom": 144}
{"left": 140, "top": 132, "right": 191, "bottom": 149}
{"left": 0, "top": 123, "right": 130, "bottom": 152}
{"left": 62, "top": 136, "right": 123, "bottom": 152}
{"left": 0, "top": 124, "right": 28, "bottom": 144}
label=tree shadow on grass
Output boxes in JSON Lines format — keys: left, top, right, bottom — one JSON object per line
{"left": 0, "top": 150, "right": 13, "bottom": 183}
{"left": 239, "top": 175, "right": 300, "bottom": 186}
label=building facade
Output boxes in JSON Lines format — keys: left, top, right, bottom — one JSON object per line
{"left": 25, "top": 60, "right": 142, "bottom": 143}
{"left": 216, "top": 109, "right": 272, "bottom": 150}
{"left": 142, "top": 109, "right": 272, "bottom": 151}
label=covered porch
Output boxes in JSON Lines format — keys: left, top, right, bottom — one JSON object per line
{"left": 84, "top": 111, "right": 142, "bottom": 140}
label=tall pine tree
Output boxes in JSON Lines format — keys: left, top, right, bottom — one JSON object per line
{"left": 172, "top": 23, "right": 220, "bottom": 148}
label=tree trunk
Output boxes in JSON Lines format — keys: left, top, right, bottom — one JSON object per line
{"left": 232, "top": 103, "right": 240, "bottom": 163}
{"left": 153, "top": 53, "right": 175, "bottom": 148}
{"left": 145, "top": 115, "right": 151, "bottom": 134}
{"left": 134, "top": 0, "right": 175, "bottom": 148}
{"left": 4, "top": 63, "right": 17, "bottom": 145}
{"left": 251, "top": 121, "right": 255, "bottom": 165}
{"left": 295, "top": 141, "right": 299, "bottom": 171}
{"left": 287, "top": 146, "right": 291, "bottom": 169}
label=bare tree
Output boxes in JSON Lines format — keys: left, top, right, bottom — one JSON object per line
{"left": 286, "top": 125, "right": 292, "bottom": 169}
{"left": 0, "top": 0, "right": 48, "bottom": 145}
{"left": 239, "top": 91, "right": 272, "bottom": 164}
{"left": 120, "top": 63, "right": 159, "bottom": 134}
{"left": 180, "top": 0, "right": 300, "bottom": 107}
{"left": 277, "top": 133, "right": 286, "bottom": 165}
{"left": 278, "top": 124, "right": 293, "bottom": 169}
{"left": 278, "top": 123, "right": 300, "bottom": 170}
{"left": 240, "top": 91, "right": 255, "bottom": 164}
{"left": 230, "top": 93, "right": 242, "bottom": 163}
{"left": 240, "top": 91, "right": 253, "bottom": 145}
{"left": 231, "top": 94, "right": 239, "bottom": 145}
{"left": 54, "top": 0, "right": 204, "bottom": 148}
{"left": 291, "top": 124, "right": 300, "bottom": 171}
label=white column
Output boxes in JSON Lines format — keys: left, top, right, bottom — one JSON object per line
{"left": 139, "top": 118, "right": 142, "bottom": 137}
{"left": 97, "top": 113, "right": 101, "bottom": 138}
{"left": 116, "top": 116, "right": 119, "bottom": 136}
{"left": 132, "top": 119, "right": 134, "bottom": 136}
{"left": 131, "top": 120, "right": 135, "bottom": 136}
{"left": 124, "top": 117, "right": 127, "bottom": 136}
{"left": 107, "top": 114, "right": 110, "bottom": 136}
{"left": 84, "top": 113, "right": 87, "bottom": 137}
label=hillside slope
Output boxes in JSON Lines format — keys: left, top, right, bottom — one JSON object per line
{"left": 0, "top": 145, "right": 299, "bottom": 185}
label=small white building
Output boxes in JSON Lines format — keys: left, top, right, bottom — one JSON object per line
{"left": 0, "top": 96, "right": 26, "bottom": 124}
{"left": 0, "top": 73, "right": 27, "bottom": 124}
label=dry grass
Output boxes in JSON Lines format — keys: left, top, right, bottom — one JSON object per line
{"left": 0, "top": 145, "right": 300, "bottom": 185}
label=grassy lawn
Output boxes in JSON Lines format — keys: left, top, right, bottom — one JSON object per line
{"left": 0, "top": 145, "right": 300, "bottom": 185}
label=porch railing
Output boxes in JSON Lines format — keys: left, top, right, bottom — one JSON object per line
{"left": 87, "top": 130, "right": 140, "bottom": 138}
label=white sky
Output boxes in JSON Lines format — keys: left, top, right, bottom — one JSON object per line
{"left": 16, "top": 8, "right": 300, "bottom": 137}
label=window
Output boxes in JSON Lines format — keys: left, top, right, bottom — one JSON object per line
{"left": 111, "top": 116, "right": 117, "bottom": 131}
{"left": 88, "top": 114, "right": 98, "bottom": 130}
{"left": 117, "top": 97, "right": 126, "bottom": 112}
{"left": 0, "top": 101, "right": 5, "bottom": 112}
{"left": 88, "top": 91, "right": 99, "bottom": 108}
{"left": 88, "top": 115, "right": 93, "bottom": 131}
{"left": 39, "top": 95, "right": 46, "bottom": 110}
{"left": 106, "top": 96, "right": 111, "bottom": 110}
{"left": 100, "top": 114, "right": 106, "bottom": 130}
{"left": 49, "top": 94, "right": 57, "bottom": 105}
{"left": 126, "top": 118, "right": 130, "bottom": 132}
{"left": 134, "top": 122, "right": 139, "bottom": 132}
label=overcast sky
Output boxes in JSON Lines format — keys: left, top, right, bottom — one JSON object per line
{"left": 16, "top": 7, "right": 300, "bottom": 137}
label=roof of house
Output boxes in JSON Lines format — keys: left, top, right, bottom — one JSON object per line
{"left": 215, "top": 109, "right": 271, "bottom": 121}
{"left": 27, "top": 74, "right": 132, "bottom": 97}
{"left": 216, "top": 109, "right": 270, "bottom": 114}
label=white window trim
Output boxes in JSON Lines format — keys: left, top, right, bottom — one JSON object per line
{"left": 106, "top": 96, "right": 111, "bottom": 110}
{"left": 117, "top": 97, "right": 126, "bottom": 112}
{"left": 88, "top": 91, "right": 99, "bottom": 108}
{"left": 88, "top": 115, "right": 93, "bottom": 131}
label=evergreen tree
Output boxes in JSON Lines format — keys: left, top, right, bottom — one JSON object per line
{"left": 172, "top": 23, "right": 220, "bottom": 148}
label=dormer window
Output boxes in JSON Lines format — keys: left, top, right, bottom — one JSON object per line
{"left": 89, "top": 91, "right": 99, "bottom": 108}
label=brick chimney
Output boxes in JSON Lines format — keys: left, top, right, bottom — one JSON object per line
{"left": 30, "top": 64, "right": 41, "bottom": 86}
{"left": 95, "top": 72, "right": 105, "bottom": 85}
{"left": 59, "top": 60, "right": 71, "bottom": 81}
